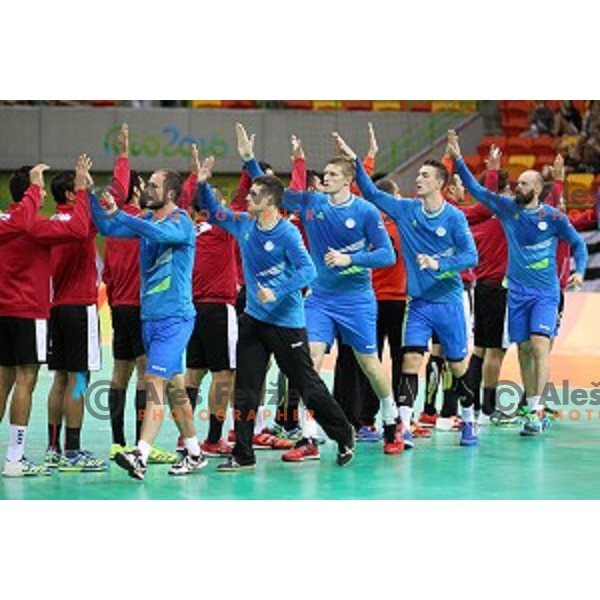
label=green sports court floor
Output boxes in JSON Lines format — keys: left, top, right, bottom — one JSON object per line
{"left": 2, "top": 348, "right": 600, "bottom": 500}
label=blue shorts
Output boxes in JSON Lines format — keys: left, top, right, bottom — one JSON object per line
{"left": 507, "top": 287, "right": 559, "bottom": 344}
{"left": 142, "top": 316, "right": 195, "bottom": 379}
{"left": 305, "top": 290, "right": 377, "bottom": 354}
{"left": 403, "top": 297, "right": 468, "bottom": 362}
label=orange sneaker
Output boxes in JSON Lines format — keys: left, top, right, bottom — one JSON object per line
{"left": 418, "top": 412, "right": 438, "bottom": 428}
{"left": 282, "top": 440, "right": 320, "bottom": 462}
{"left": 200, "top": 439, "right": 233, "bottom": 457}
{"left": 411, "top": 422, "right": 432, "bottom": 438}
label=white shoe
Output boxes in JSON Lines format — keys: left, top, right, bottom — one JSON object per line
{"left": 168, "top": 451, "right": 208, "bottom": 476}
{"left": 3, "top": 457, "right": 52, "bottom": 477}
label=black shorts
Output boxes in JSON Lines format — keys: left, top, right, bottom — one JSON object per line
{"left": 47, "top": 304, "right": 101, "bottom": 372}
{"left": 235, "top": 286, "right": 246, "bottom": 316}
{"left": 186, "top": 303, "right": 238, "bottom": 372}
{"left": 0, "top": 317, "right": 47, "bottom": 366}
{"left": 473, "top": 281, "right": 509, "bottom": 349}
{"left": 111, "top": 305, "right": 144, "bottom": 361}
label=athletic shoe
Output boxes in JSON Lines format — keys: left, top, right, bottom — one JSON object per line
{"left": 200, "top": 439, "right": 233, "bottom": 457}
{"left": 401, "top": 426, "right": 414, "bottom": 449}
{"left": 44, "top": 448, "right": 61, "bottom": 469}
{"left": 148, "top": 446, "right": 178, "bottom": 464}
{"left": 252, "top": 432, "right": 277, "bottom": 449}
{"left": 435, "top": 416, "right": 462, "bottom": 432}
{"left": 383, "top": 424, "right": 404, "bottom": 455}
{"left": 115, "top": 449, "right": 147, "bottom": 481}
{"left": 356, "top": 426, "right": 382, "bottom": 442}
{"left": 168, "top": 450, "right": 208, "bottom": 476}
{"left": 282, "top": 438, "right": 320, "bottom": 462}
{"left": 418, "top": 412, "right": 439, "bottom": 428}
{"left": 520, "top": 409, "right": 544, "bottom": 437}
{"left": 411, "top": 421, "right": 432, "bottom": 438}
{"left": 58, "top": 450, "right": 108, "bottom": 472}
{"left": 267, "top": 423, "right": 302, "bottom": 441}
{"left": 336, "top": 443, "right": 355, "bottom": 467}
{"left": 109, "top": 443, "right": 131, "bottom": 460}
{"left": 490, "top": 410, "right": 519, "bottom": 427}
{"left": 3, "top": 457, "right": 52, "bottom": 477}
{"left": 217, "top": 456, "right": 256, "bottom": 472}
{"left": 460, "top": 422, "right": 479, "bottom": 446}
{"left": 271, "top": 436, "right": 295, "bottom": 450}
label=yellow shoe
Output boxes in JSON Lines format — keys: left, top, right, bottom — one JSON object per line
{"left": 110, "top": 444, "right": 130, "bottom": 460}
{"left": 148, "top": 446, "right": 178, "bottom": 464}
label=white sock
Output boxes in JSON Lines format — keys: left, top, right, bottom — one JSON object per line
{"left": 137, "top": 440, "right": 151, "bottom": 464}
{"left": 380, "top": 395, "right": 398, "bottom": 426}
{"left": 399, "top": 406, "right": 412, "bottom": 431}
{"left": 184, "top": 437, "right": 200, "bottom": 456}
{"left": 254, "top": 406, "right": 266, "bottom": 435}
{"left": 461, "top": 406, "right": 475, "bottom": 423}
{"left": 527, "top": 396, "right": 541, "bottom": 412}
{"left": 6, "top": 425, "right": 27, "bottom": 463}
{"left": 302, "top": 405, "right": 318, "bottom": 440}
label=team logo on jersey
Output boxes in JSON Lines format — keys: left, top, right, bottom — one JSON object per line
{"left": 538, "top": 221, "right": 548, "bottom": 231}
{"left": 264, "top": 241, "right": 274, "bottom": 252}
{"left": 345, "top": 218, "right": 356, "bottom": 229}
{"left": 436, "top": 227, "right": 446, "bottom": 237}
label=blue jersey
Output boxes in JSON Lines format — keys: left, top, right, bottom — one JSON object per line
{"left": 455, "top": 158, "right": 588, "bottom": 294}
{"left": 355, "top": 159, "right": 478, "bottom": 303}
{"left": 91, "top": 194, "right": 195, "bottom": 321}
{"left": 196, "top": 182, "right": 315, "bottom": 328}
{"left": 245, "top": 158, "right": 394, "bottom": 297}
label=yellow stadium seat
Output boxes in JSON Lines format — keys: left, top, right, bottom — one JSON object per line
{"left": 432, "top": 101, "right": 477, "bottom": 112}
{"left": 313, "top": 100, "right": 340, "bottom": 110}
{"left": 567, "top": 173, "right": 595, "bottom": 191}
{"left": 191, "top": 100, "right": 223, "bottom": 108}
{"left": 508, "top": 154, "right": 536, "bottom": 169}
{"left": 372, "top": 101, "right": 404, "bottom": 111}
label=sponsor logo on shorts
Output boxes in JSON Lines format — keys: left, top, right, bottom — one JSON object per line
{"left": 151, "top": 365, "right": 167, "bottom": 372}
{"left": 538, "top": 324, "right": 551, "bottom": 331}
{"left": 291, "top": 341, "right": 303, "bottom": 348}
{"left": 365, "top": 344, "right": 377, "bottom": 350}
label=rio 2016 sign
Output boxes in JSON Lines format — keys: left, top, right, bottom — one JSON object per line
{"left": 103, "top": 124, "right": 229, "bottom": 158}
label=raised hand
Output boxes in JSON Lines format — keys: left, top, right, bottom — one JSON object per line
{"left": 417, "top": 253, "right": 440, "bottom": 271}
{"left": 29, "top": 163, "right": 50, "bottom": 188}
{"left": 291, "top": 134, "right": 305, "bottom": 160}
{"left": 197, "top": 156, "right": 215, "bottom": 184}
{"left": 190, "top": 143, "right": 201, "bottom": 175}
{"left": 324, "top": 247, "right": 352, "bottom": 268}
{"left": 235, "top": 122, "right": 255, "bottom": 160}
{"left": 553, "top": 154, "right": 565, "bottom": 182}
{"left": 74, "top": 154, "right": 93, "bottom": 190}
{"left": 117, "top": 123, "right": 129, "bottom": 157}
{"left": 257, "top": 282, "right": 277, "bottom": 304}
{"left": 447, "top": 130, "right": 462, "bottom": 159}
{"left": 331, "top": 132, "right": 357, "bottom": 161}
{"left": 367, "top": 122, "right": 379, "bottom": 158}
{"left": 485, "top": 144, "right": 502, "bottom": 171}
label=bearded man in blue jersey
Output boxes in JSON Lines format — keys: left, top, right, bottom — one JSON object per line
{"left": 333, "top": 133, "right": 481, "bottom": 447}
{"left": 447, "top": 129, "right": 588, "bottom": 436}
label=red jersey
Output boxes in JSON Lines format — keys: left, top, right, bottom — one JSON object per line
{"left": 50, "top": 202, "right": 98, "bottom": 307}
{"left": 0, "top": 186, "right": 89, "bottom": 319}
{"left": 372, "top": 215, "right": 407, "bottom": 301}
{"left": 102, "top": 203, "right": 141, "bottom": 307}
{"left": 0, "top": 184, "right": 41, "bottom": 241}
{"left": 192, "top": 219, "right": 237, "bottom": 304}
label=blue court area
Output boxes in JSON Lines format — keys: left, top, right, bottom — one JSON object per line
{"left": 2, "top": 347, "right": 600, "bottom": 500}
